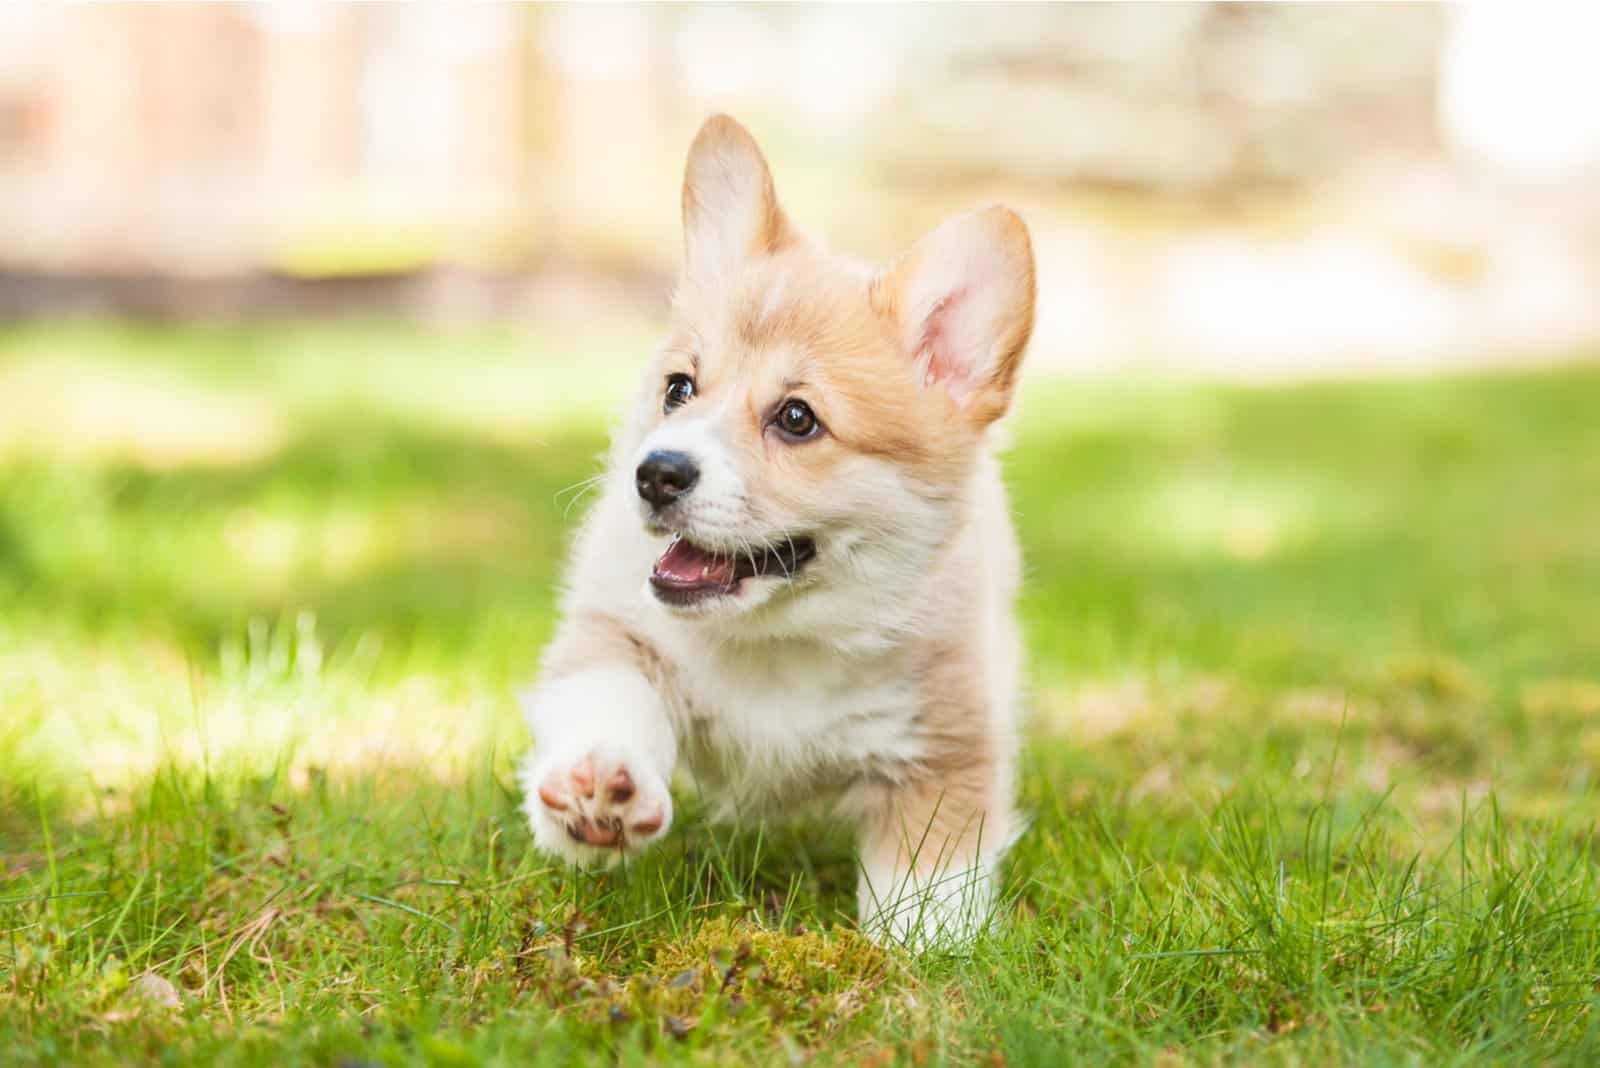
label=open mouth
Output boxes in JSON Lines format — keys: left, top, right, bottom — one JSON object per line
{"left": 649, "top": 534, "right": 817, "bottom": 606}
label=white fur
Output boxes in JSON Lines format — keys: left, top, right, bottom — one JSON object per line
{"left": 520, "top": 441, "right": 1021, "bottom": 930}
{"left": 858, "top": 851, "right": 997, "bottom": 951}
{"left": 631, "top": 404, "right": 749, "bottom": 552}
{"left": 518, "top": 668, "right": 675, "bottom": 868}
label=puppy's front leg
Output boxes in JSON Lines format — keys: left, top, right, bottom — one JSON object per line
{"left": 518, "top": 667, "right": 677, "bottom": 868}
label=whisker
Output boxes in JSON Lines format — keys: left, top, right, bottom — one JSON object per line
{"left": 740, "top": 534, "right": 760, "bottom": 581}
{"left": 556, "top": 474, "right": 607, "bottom": 521}
{"left": 777, "top": 534, "right": 795, "bottom": 579}
{"left": 553, "top": 473, "right": 604, "bottom": 505}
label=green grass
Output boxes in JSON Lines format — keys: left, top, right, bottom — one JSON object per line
{"left": 2, "top": 319, "right": 1599, "bottom": 1065}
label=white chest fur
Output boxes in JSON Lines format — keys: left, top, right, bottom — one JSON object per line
{"left": 647, "top": 621, "right": 925, "bottom": 816}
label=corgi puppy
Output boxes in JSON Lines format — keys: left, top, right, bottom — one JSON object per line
{"left": 520, "top": 115, "right": 1034, "bottom": 947}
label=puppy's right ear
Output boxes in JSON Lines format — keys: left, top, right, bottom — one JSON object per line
{"left": 682, "top": 115, "right": 793, "bottom": 283}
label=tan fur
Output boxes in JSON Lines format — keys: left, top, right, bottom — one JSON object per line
{"left": 681, "top": 116, "right": 796, "bottom": 281}
{"left": 543, "top": 610, "right": 680, "bottom": 703}
{"left": 859, "top": 640, "right": 1010, "bottom": 873}
{"left": 656, "top": 253, "right": 979, "bottom": 516}
{"left": 872, "top": 206, "right": 1036, "bottom": 427}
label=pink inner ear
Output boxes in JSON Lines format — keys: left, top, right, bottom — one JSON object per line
{"left": 915, "top": 286, "right": 971, "bottom": 394}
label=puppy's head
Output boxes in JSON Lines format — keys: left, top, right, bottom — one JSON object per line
{"left": 627, "top": 115, "right": 1035, "bottom": 637}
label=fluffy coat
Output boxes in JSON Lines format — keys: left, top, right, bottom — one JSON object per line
{"left": 520, "top": 115, "right": 1036, "bottom": 947}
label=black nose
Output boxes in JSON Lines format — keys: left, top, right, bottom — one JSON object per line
{"left": 635, "top": 450, "right": 699, "bottom": 509}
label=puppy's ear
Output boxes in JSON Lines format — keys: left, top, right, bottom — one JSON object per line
{"left": 681, "top": 114, "right": 793, "bottom": 283}
{"left": 873, "top": 206, "right": 1036, "bottom": 426}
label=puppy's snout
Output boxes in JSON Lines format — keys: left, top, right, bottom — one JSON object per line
{"left": 635, "top": 450, "right": 699, "bottom": 509}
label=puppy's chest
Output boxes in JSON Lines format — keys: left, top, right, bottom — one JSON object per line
{"left": 669, "top": 651, "right": 922, "bottom": 807}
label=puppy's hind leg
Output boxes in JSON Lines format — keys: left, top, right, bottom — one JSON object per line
{"left": 855, "top": 766, "right": 1015, "bottom": 951}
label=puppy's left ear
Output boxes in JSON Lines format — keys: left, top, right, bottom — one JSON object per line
{"left": 873, "top": 206, "right": 1036, "bottom": 426}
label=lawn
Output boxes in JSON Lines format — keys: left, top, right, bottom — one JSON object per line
{"left": 2, "top": 320, "right": 1599, "bottom": 1066}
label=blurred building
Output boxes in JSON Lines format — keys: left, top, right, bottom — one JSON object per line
{"left": 0, "top": 3, "right": 1596, "bottom": 373}
{"left": 0, "top": 6, "right": 534, "bottom": 275}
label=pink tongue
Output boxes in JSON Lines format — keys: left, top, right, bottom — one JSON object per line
{"left": 653, "top": 538, "right": 737, "bottom": 588}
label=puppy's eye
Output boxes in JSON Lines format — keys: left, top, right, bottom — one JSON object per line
{"left": 663, "top": 373, "right": 695, "bottom": 413}
{"left": 774, "top": 399, "right": 819, "bottom": 440}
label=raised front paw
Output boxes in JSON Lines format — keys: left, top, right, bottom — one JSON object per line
{"left": 520, "top": 747, "right": 672, "bottom": 867}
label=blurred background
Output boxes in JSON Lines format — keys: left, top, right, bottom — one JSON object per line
{"left": 3, "top": 3, "right": 1599, "bottom": 372}
{"left": 3, "top": 4, "right": 1600, "bottom": 796}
